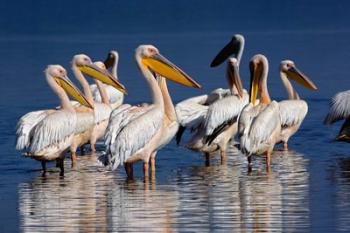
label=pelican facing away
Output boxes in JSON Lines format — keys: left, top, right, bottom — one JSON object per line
{"left": 69, "top": 54, "right": 126, "bottom": 167}
{"left": 15, "top": 65, "right": 93, "bottom": 175}
{"left": 90, "top": 50, "right": 124, "bottom": 109}
{"left": 104, "top": 45, "right": 201, "bottom": 178}
{"left": 239, "top": 55, "right": 317, "bottom": 171}
{"left": 175, "top": 34, "right": 245, "bottom": 145}
{"left": 277, "top": 60, "right": 317, "bottom": 150}
{"left": 324, "top": 90, "right": 350, "bottom": 141}
{"left": 185, "top": 57, "right": 248, "bottom": 164}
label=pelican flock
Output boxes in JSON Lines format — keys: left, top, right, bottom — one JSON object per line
{"left": 16, "top": 34, "right": 322, "bottom": 177}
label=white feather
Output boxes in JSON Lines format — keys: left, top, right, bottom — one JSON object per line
{"left": 29, "top": 111, "right": 76, "bottom": 154}
{"left": 16, "top": 110, "right": 51, "bottom": 151}
{"left": 90, "top": 84, "right": 124, "bottom": 107}
{"left": 107, "top": 106, "right": 163, "bottom": 170}
{"left": 278, "top": 100, "right": 308, "bottom": 128}
{"left": 204, "top": 91, "right": 249, "bottom": 135}
{"left": 324, "top": 90, "right": 350, "bottom": 124}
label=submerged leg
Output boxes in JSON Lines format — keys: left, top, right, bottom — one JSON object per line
{"left": 283, "top": 142, "right": 288, "bottom": 151}
{"left": 205, "top": 153, "right": 210, "bottom": 166}
{"left": 41, "top": 161, "right": 47, "bottom": 177}
{"left": 124, "top": 163, "right": 134, "bottom": 180}
{"left": 71, "top": 151, "right": 77, "bottom": 169}
{"left": 247, "top": 156, "right": 252, "bottom": 173}
{"left": 80, "top": 144, "right": 86, "bottom": 155}
{"left": 220, "top": 150, "right": 227, "bottom": 164}
{"left": 266, "top": 151, "right": 272, "bottom": 172}
{"left": 90, "top": 143, "right": 96, "bottom": 153}
{"left": 143, "top": 162, "right": 149, "bottom": 178}
{"left": 56, "top": 157, "right": 64, "bottom": 177}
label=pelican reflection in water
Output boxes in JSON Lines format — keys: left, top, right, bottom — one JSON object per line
{"left": 19, "top": 149, "right": 310, "bottom": 232}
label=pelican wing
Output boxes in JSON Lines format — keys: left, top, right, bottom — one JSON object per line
{"left": 74, "top": 111, "right": 95, "bottom": 134}
{"left": 324, "top": 90, "right": 350, "bottom": 124}
{"left": 16, "top": 110, "right": 52, "bottom": 151}
{"left": 247, "top": 101, "right": 280, "bottom": 152}
{"left": 204, "top": 92, "right": 248, "bottom": 136}
{"left": 29, "top": 111, "right": 76, "bottom": 153}
{"left": 106, "top": 106, "right": 163, "bottom": 170}
{"left": 90, "top": 84, "right": 124, "bottom": 106}
{"left": 278, "top": 100, "right": 308, "bottom": 128}
{"left": 94, "top": 103, "right": 112, "bottom": 124}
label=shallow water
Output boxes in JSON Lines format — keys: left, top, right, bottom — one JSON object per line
{"left": 2, "top": 1, "right": 350, "bottom": 232}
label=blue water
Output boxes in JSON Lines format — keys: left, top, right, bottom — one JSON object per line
{"left": 1, "top": 1, "right": 350, "bottom": 232}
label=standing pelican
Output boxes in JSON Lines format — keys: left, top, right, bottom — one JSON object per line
{"left": 324, "top": 91, "right": 350, "bottom": 141}
{"left": 239, "top": 55, "right": 316, "bottom": 171}
{"left": 90, "top": 50, "right": 124, "bottom": 108}
{"left": 104, "top": 45, "right": 201, "bottom": 178}
{"left": 185, "top": 57, "right": 248, "bottom": 164}
{"left": 277, "top": 60, "right": 317, "bottom": 150}
{"left": 175, "top": 34, "right": 245, "bottom": 145}
{"left": 69, "top": 54, "right": 126, "bottom": 167}
{"left": 15, "top": 65, "right": 93, "bottom": 175}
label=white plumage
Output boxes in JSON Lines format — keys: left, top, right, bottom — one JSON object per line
{"left": 278, "top": 100, "right": 308, "bottom": 128}
{"left": 105, "top": 106, "right": 162, "bottom": 170}
{"left": 240, "top": 101, "right": 281, "bottom": 155}
{"left": 324, "top": 90, "right": 350, "bottom": 124}
{"left": 16, "top": 110, "right": 51, "bottom": 151}
{"left": 90, "top": 84, "right": 124, "bottom": 108}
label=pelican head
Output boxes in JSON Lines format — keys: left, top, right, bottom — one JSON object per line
{"left": 249, "top": 54, "right": 269, "bottom": 105}
{"left": 104, "top": 50, "right": 119, "bottom": 69}
{"left": 136, "top": 45, "right": 201, "bottom": 88}
{"left": 227, "top": 57, "right": 244, "bottom": 97}
{"left": 210, "top": 34, "right": 245, "bottom": 67}
{"left": 46, "top": 65, "right": 93, "bottom": 108}
{"left": 73, "top": 54, "right": 127, "bottom": 94}
{"left": 280, "top": 60, "right": 317, "bottom": 90}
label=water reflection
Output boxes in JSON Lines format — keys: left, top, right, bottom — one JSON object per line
{"left": 329, "top": 157, "right": 350, "bottom": 232}
{"left": 19, "top": 147, "right": 310, "bottom": 232}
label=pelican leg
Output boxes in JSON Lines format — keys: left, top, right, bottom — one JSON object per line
{"left": 71, "top": 152, "right": 77, "bottom": 169}
{"left": 205, "top": 153, "right": 210, "bottom": 166}
{"left": 41, "top": 161, "right": 47, "bottom": 177}
{"left": 124, "top": 163, "right": 134, "bottom": 180}
{"left": 283, "top": 142, "right": 288, "bottom": 151}
{"left": 150, "top": 152, "right": 156, "bottom": 176}
{"left": 90, "top": 143, "right": 96, "bottom": 153}
{"left": 220, "top": 150, "right": 227, "bottom": 164}
{"left": 247, "top": 156, "right": 252, "bottom": 173}
{"left": 56, "top": 157, "right": 64, "bottom": 176}
{"left": 266, "top": 151, "right": 272, "bottom": 172}
{"left": 80, "top": 144, "right": 86, "bottom": 155}
{"left": 143, "top": 162, "right": 149, "bottom": 178}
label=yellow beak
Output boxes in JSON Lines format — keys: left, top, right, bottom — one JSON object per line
{"left": 141, "top": 53, "right": 201, "bottom": 88}
{"left": 249, "top": 62, "right": 260, "bottom": 105}
{"left": 54, "top": 76, "right": 94, "bottom": 109}
{"left": 285, "top": 66, "right": 318, "bottom": 90}
{"left": 78, "top": 64, "right": 127, "bottom": 94}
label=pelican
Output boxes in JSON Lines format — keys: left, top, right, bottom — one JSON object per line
{"left": 69, "top": 54, "right": 126, "bottom": 167}
{"left": 15, "top": 65, "right": 94, "bottom": 175}
{"left": 185, "top": 57, "right": 248, "bottom": 164}
{"left": 324, "top": 91, "right": 350, "bottom": 141}
{"left": 104, "top": 45, "right": 201, "bottom": 178}
{"left": 90, "top": 50, "right": 124, "bottom": 109}
{"left": 239, "top": 55, "right": 316, "bottom": 171}
{"left": 238, "top": 54, "right": 281, "bottom": 171}
{"left": 277, "top": 60, "right": 317, "bottom": 150}
{"left": 175, "top": 34, "right": 245, "bottom": 145}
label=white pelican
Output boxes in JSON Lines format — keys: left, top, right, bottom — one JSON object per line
{"left": 104, "top": 45, "right": 201, "bottom": 178}
{"left": 324, "top": 91, "right": 350, "bottom": 141}
{"left": 15, "top": 65, "right": 94, "bottom": 175}
{"left": 277, "top": 60, "right": 317, "bottom": 150}
{"left": 239, "top": 55, "right": 316, "bottom": 171}
{"left": 90, "top": 50, "right": 124, "bottom": 108}
{"left": 175, "top": 34, "right": 245, "bottom": 145}
{"left": 185, "top": 57, "right": 248, "bottom": 164}
{"left": 69, "top": 54, "right": 126, "bottom": 167}
{"left": 238, "top": 54, "right": 281, "bottom": 171}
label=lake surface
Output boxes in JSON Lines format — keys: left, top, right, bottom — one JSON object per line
{"left": 1, "top": 1, "right": 350, "bottom": 232}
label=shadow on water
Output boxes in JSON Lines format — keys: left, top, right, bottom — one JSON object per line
{"left": 18, "top": 146, "right": 310, "bottom": 232}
